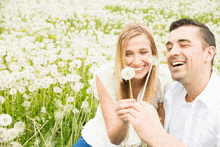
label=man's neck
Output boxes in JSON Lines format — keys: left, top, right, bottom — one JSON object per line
{"left": 184, "top": 71, "right": 212, "bottom": 103}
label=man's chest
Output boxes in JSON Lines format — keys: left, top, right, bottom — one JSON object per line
{"left": 168, "top": 105, "right": 217, "bottom": 147}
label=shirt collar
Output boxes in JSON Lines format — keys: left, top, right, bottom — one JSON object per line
{"left": 195, "top": 71, "right": 219, "bottom": 108}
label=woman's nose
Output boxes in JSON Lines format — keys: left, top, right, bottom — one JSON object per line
{"left": 132, "top": 55, "right": 142, "bottom": 65}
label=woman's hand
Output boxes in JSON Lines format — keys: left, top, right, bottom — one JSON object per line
{"left": 115, "top": 99, "right": 136, "bottom": 122}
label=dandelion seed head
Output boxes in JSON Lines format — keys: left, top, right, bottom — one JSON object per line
{"left": 10, "top": 141, "right": 22, "bottom": 147}
{"left": 67, "top": 96, "right": 75, "bottom": 103}
{"left": 72, "top": 108, "right": 80, "bottom": 115}
{"left": 7, "top": 128, "right": 19, "bottom": 141}
{"left": 14, "top": 121, "right": 25, "bottom": 133}
{"left": 54, "top": 86, "right": 62, "bottom": 93}
{"left": 0, "top": 114, "right": 12, "bottom": 126}
{"left": 9, "top": 88, "right": 17, "bottom": 95}
{"left": 64, "top": 104, "right": 74, "bottom": 113}
{"left": 18, "top": 86, "right": 26, "bottom": 94}
{"left": 0, "top": 96, "right": 5, "bottom": 104}
{"left": 22, "top": 101, "right": 31, "bottom": 108}
{"left": 40, "top": 106, "right": 47, "bottom": 114}
{"left": 81, "top": 100, "right": 89, "bottom": 110}
{"left": 54, "top": 111, "right": 64, "bottom": 120}
{"left": 121, "top": 66, "right": 135, "bottom": 80}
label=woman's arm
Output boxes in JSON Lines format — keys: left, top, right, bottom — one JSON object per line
{"left": 96, "top": 75, "right": 133, "bottom": 145}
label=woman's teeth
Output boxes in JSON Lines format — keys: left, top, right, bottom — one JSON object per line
{"left": 134, "top": 66, "right": 145, "bottom": 71}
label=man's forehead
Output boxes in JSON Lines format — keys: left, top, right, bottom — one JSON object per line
{"left": 168, "top": 26, "right": 200, "bottom": 42}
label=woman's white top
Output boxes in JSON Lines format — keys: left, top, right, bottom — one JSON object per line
{"left": 82, "top": 62, "right": 172, "bottom": 147}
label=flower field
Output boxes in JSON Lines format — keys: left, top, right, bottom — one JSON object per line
{"left": 0, "top": 0, "right": 220, "bottom": 146}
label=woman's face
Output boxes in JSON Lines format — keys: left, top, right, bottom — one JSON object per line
{"left": 125, "top": 34, "right": 153, "bottom": 80}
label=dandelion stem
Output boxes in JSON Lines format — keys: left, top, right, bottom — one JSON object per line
{"left": 140, "top": 65, "right": 152, "bottom": 101}
{"left": 22, "top": 120, "right": 48, "bottom": 146}
{"left": 129, "top": 80, "right": 133, "bottom": 99}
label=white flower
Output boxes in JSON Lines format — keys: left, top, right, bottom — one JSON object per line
{"left": 54, "top": 110, "right": 64, "bottom": 120}
{"left": 81, "top": 100, "right": 89, "bottom": 110}
{"left": 18, "top": 86, "right": 26, "bottom": 94}
{"left": 121, "top": 66, "right": 135, "bottom": 80}
{"left": 10, "top": 141, "right": 22, "bottom": 147}
{"left": 69, "top": 60, "right": 82, "bottom": 68}
{"left": 9, "top": 88, "right": 17, "bottom": 95}
{"left": 0, "top": 114, "right": 12, "bottom": 126}
{"left": 40, "top": 106, "right": 47, "bottom": 114}
{"left": 0, "top": 127, "right": 6, "bottom": 136}
{"left": 0, "top": 129, "right": 8, "bottom": 142}
{"left": 54, "top": 99, "right": 63, "bottom": 108}
{"left": 0, "top": 64, "right": 6, "bottom": 69}
{"left": 28, "top": 85, "right": 36, "bottom": 92}
{"left": 64, "top": 104, "right": 74, "bottom": 113}
{"left": 22, "top": 101, "right": 31, "bottom": 108}
{"left": 0, "top": 49, "right": 6, "bottom": 56}
{"left": 54, "top": 86, "right": 62, "bottom": 93}
{"left": 57, "top": 76, "right": 67, "bottom": 85}
{"left": 67, "top": 96, "right": 75, "bottom": 103}
{"left": 58, "top": 61, "right": 65, "bottom": 67}
{"left": 9, "top": 62, "right": 21, "bottom": 71}
{"left": 86, "top": 87, "right": 93, "bottom": 95}
{"left": 149, "top": 56, "right": 159, "bottom": 66}
{"left": 70, "top": 82, "right": 84, "bottom": 93}
{"left": 0, "top": 85, "right": 4, "bottom": 91}
{"left": 72, "top": 108, "right": 80, "bottom": 114}
{"left": 0, "top": 96, "right": 5, "bottom": 104}
{"left": 7, "top": 128, "right": 19, "bottom": 141}
{"left": 23, "top": 94, "right": 30, "bottom": 99}
{"left": 14, "top": 121, "right": 25, "bottom": 132}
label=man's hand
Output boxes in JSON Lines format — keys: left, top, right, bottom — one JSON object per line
{"left": 127, "top": 101, "right": 164, "bottom": 145}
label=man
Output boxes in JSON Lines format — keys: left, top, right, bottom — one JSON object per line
{"left": 117, "top": 19, "right": 220, "bottom": 146}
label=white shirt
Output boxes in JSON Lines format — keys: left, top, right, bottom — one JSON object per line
{"left": 164, "top": 72, "right": 220, "bottom": 147}
{"left": 82, "top": 62, "right": 172, "bottom": 147}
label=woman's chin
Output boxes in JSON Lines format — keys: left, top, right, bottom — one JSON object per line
{"left": 133, "top": 75, "right": 146, "bottom": 81}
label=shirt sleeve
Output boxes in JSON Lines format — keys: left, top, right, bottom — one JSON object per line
{"left": 217, "top": 133, "right": 220, "bottom": 147}
{"left": 93, "top": 62, "right": 118, "bottom": 102}
{"left": 154, "top": 64, "right": 173, "bottom": 104}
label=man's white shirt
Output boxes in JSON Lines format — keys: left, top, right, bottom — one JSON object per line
{"left": 164, "top": 72, "right": 220, "bottom": 147}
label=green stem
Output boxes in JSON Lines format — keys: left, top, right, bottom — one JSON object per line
{"left": 129, "top": 80, "right": 133, "bottom": 99}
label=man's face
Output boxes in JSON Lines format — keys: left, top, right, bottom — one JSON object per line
{"left": 166, "top": 26, "right": 206, "bottom": 84}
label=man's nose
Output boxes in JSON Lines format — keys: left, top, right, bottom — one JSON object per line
{"left": 169, "top": 44, "right": 181, "bottom": 56}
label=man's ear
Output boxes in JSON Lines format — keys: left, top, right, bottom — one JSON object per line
{"left": 204, "top": 46, "right": 215, "bottom": 63}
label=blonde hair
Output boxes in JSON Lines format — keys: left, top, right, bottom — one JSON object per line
{"left": 115, "top": 23, "right": 158, "bottom": 103}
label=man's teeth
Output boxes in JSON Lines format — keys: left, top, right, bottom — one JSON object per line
{"left": 134, "top": 66, "right": 144, "bottom": 71}
{"left": 172, "top": 62, "right": 184, "bottom": 67}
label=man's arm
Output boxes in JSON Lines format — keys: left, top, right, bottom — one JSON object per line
{"left": 127, "top": 101, "right": 187, "bottom": 147}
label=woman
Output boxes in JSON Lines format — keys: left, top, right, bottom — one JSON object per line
{"left": 73, "top": 23, "right": 172, "bottom": 146}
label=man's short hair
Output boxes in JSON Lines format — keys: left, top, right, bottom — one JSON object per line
{"left": 170, "top": 18, "right": 216, "bottom": 49}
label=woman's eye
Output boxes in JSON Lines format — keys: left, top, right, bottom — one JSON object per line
{"left": 141, "top": 51, "right": 147, "bottom": 54}
{"left": 126, "top": 53, "right": 131, "bottom": 56}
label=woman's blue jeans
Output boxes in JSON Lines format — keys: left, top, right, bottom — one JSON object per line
{"left": 73, "top": 136, "right": 92, "bottom": 147}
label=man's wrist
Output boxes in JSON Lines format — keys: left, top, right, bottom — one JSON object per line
{"left": 144, "top": 128, "right": 168, "bottom": 146}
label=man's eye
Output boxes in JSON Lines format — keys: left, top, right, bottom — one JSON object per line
{"left": 181, "top": 44, "right": 189, "bottom": 47}
{"left": 167, "top": 47, "right": 172, "bottom": 51}
{"left": 141, "top": 51, "right": 148, "bottom": 54}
